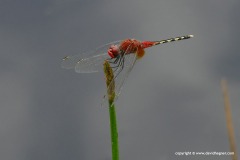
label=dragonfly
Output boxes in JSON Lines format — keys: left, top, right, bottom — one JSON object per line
{"left": 62, "top": 35, "right": 194, "bottom": 103}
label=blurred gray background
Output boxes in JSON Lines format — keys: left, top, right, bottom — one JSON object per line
{"left": 0, "top": 0, "right": 239, "bottom": 160}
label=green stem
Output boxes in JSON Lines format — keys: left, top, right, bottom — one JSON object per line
{"left": 103, "top": 60, "right": 119, "bottom": 160}
{"left": 109, "top": 102, "right": 119, "bottom": 160}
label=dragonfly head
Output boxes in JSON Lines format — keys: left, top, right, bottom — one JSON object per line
{"left": 108, "top": 45, "right": 120, "bottom": 58}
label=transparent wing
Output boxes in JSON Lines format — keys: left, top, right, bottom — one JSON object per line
{"left": 102, "top": 43, "right": 138, "bottom": 106}
{"left": 75, "top": 53, "right": 109, "bottom": 73}
{"left": 112, "top": 53, "right": 137, "bottom": 100}
{"left": 61, "top": 40, "right": 122, "bottom": 73}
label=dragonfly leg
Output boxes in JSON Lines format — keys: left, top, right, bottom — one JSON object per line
{"left": 113, "top": 56, "right": 125, "bottom": 79}
{"left": 109, "top": 56, "right": 122, "bottom": 68}
{"left": 111, "top": 55, "right": 123, "bottom": 68}
{"left": 106, "top": 57, "right": 115, "bottom": 63}
{"left": 106, "top": 53, "right": 126, "bottom": 77}
{"left": 107, "top": 55, "right": 121, "bottom": 65}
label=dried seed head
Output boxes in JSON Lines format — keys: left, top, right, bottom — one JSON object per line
{"left": 103, "top": 60, "right": 115, "bottom": 104}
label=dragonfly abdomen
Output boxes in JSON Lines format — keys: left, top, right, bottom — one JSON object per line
{"left": 154, "top": 35, "right": 194, "bottom": 45}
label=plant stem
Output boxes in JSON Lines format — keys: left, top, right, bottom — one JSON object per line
{"left": 109, "top": 102, "right": 119, "bottom": 160}
{"left": 103, "top": 60, "right": 119, "bottom": 160}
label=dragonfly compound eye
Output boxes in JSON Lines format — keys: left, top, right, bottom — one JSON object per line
{"left": 108, "top": 45, "right": 120, "bottom": 58}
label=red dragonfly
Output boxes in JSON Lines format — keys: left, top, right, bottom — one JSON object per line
{"left": 62, "top": 35, "right": 193, "bottom": 102}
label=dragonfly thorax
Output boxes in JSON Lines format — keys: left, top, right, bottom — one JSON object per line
{"left": 108, "top": 39, "right": 143, "bottom": 58}
{"left": 120, "top": 39, "right": 142, "bottom": 53}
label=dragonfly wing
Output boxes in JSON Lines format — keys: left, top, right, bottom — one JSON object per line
{"left": 75, "top": 53, "right": 109, "bottom": 73}
{"left": 61, "top": 40, "right": 122, "bottom": 73}
{"left": 62, "top": 53, "right": 106, "bottom": 72}
{"left": 112, "top": 53, "right": 137, "bottom": 100}
{"left": 102, "top": 43, "right": 138, "bottom": 106}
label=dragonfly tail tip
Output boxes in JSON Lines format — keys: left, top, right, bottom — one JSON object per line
{"left": 189, "top": 35, "right": 194, "bottom": 38}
